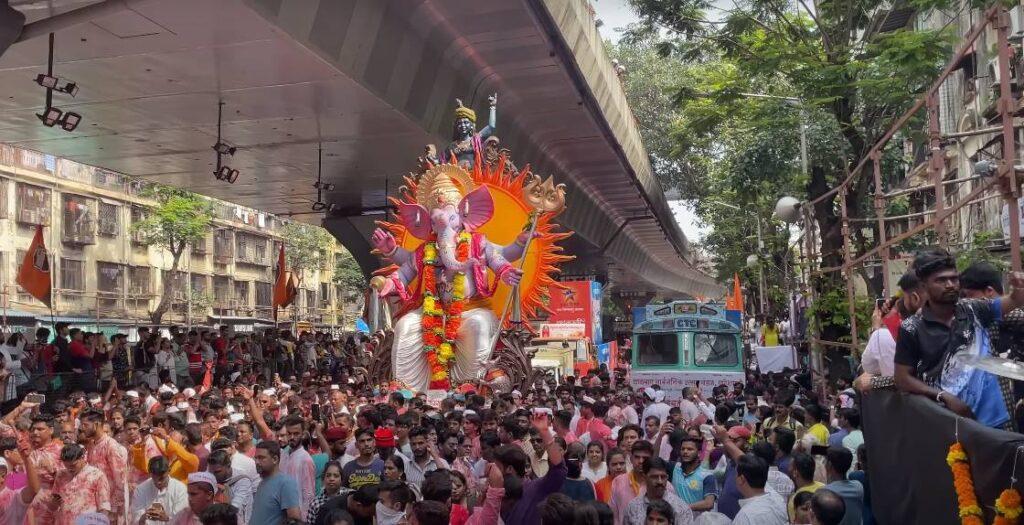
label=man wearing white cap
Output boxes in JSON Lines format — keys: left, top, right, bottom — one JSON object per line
{"left": 640, "top": 387, "right": 671, "bottom": 433}
{"left": 167, "top": 471, "right": 218, "bottom": 525}
{"left": 0, "top": 440, "right": 40, "bottom": 524}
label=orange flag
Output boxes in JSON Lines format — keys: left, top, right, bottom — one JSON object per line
{"left": 273, "top": 245, "right": 289, "bottom": 308}
{"left": 16, "top": 225, "right": 51, "bottom": 308}
{"left": 725, "top": 273, "right": 743, "bottom": 311}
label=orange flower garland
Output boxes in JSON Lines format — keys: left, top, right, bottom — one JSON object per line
{"left": 949, "top": 442, "right": 984, "bottom": 525}
{"left": 997, "top": 488, "right": 1023, "bottom": 525}
{"left": 947, "top": 442, "right": 1023, "bottom": 525}
{"left": 421, "top": 232, "right": 470, "bottom": 390}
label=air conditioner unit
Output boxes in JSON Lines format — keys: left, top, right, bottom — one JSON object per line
{"left": 1011, "top": 6, "right": 1024, "bottom": 41}
{"left": 988, "top": 57, "right": 1018, "bottom": 89}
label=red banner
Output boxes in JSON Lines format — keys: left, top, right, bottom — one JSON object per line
{"left": 546, "top": 280, "right": 597, "bottom": 342}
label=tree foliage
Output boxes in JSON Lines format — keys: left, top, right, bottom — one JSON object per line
{"left": 618, "top": 0, "right": 958, "bottom": 344}
{"left": 280, "top": 221, "right": 334, "bottom": 273}
{"left": 333, "top": 249, "right": 367, "bottom": 295}
{"left": 130, "top": 185, "right": 215, "bottom": 324}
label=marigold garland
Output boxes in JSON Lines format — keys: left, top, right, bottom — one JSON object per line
{"left": 421, "top": 231, "right": 471, "bottom": 390}
{"left": 947, "top": 442, "right": 1023, "bottom": 525}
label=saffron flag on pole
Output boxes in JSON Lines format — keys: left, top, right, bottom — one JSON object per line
{"left": 272, "top": 244, "right": 297, "bottom": 319}
{"left": 725, "top": 273, "right": 743, "bottom": 311}
{"left": 16, "top": 224, "right": 51, "bottom": 307}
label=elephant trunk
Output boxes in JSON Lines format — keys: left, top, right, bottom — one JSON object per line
{"left": 437, "top": 228, "right": 465, "bottom": 272}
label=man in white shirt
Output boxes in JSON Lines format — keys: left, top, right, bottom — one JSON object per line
{"left": 130, "top": 456, "right": 188, "bottom": 524}
{"left": 405, "top": 426, "right": 449, "bottom": 488}
{"left": 622, "top": 457, "right": 693, "bottom": 525}
{"left": 640, "top": 388, "right": 670, "bottom": 430}
{"left": 208, "top": 448, "right": 254, "bottom": 523}
{"left": 733, "top": 454, "right": 788, "bottom": 525}
{"left": 211, "top": 432, "right": 258, "bottom": 481}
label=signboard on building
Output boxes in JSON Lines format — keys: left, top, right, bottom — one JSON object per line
{"left": 545, "top": 280, "right": 602, "bottom": 343}
{"left": 539, "top": 323, "right": 586, "bottom": 340}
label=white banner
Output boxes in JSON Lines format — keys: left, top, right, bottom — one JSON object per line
{"left": 630, "top": 371, "right": 745, "bottom": 401}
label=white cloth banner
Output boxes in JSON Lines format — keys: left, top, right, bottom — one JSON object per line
{"left": 754, "top": 345, "right": 797, "bottom": 373}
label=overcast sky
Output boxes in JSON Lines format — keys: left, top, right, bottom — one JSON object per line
{"left": 590, "top": 1, "right": 709, "bottom": 242}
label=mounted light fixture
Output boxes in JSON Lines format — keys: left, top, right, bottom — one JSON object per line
{"left": 34, "top": 34, "right": 82, "bottom": 132}
{"left": 212, "top": 141, "right": 236, "bottom": 156}
{"left": 60, "top": 111, "right": 81, "bottom": 131}
{"left": 37, "top": 106, "right": 61, "bottom": 127}
{"left": 211, "top": 101, "right": 239, "bottom": 184}
{"left": 311, "top": 144, "right": 332, "bottom": 212}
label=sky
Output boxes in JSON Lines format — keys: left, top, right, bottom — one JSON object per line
{"left": 590, "top": 1, "right": 709, "bottom": 242}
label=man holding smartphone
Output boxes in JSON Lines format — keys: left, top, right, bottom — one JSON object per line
{"left": 130, "top": 456, "right": 187, "bottom": 525}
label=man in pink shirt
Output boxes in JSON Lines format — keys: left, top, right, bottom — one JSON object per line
{"left": 608, "top": 440, "right": 677, "bottom": 525}
{"left": 281, "top": 415, "right": 316, "bottom": 517}
{"left": 81, "top": 408, "right": 129, "bottom": 523}
{"left": 553, "top": 410, "right": 578, "bottom": 444}
{"left": 0, "top": 442, "right": 40, "bottom": 525}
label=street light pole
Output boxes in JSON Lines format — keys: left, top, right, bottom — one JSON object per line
{"left": 709, "top": 199, "right": 767, "bottom": 316}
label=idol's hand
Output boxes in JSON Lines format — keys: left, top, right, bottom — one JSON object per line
{"left": 500, "top": 267, "right": 523, "bottom": 286}
{"left": 371, "top": 228, "right": 397, "bottom": 256}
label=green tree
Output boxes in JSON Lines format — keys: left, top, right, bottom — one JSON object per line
{"left": 619, "top": 0, "right": 955, "bottom": 346}
{"left": 333, "top": 249, "right": 367, "bottom": 296}
{"left": 279, "top": 221, "right": 334, "bottom": 275}
{"left": 130, "top": 186, "right": 215, "bottom": 324}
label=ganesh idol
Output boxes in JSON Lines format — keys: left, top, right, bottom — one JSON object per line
{"left": 370, "top": 163, "right": 529, "bottom": 391}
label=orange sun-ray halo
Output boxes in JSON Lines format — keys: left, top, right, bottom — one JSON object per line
{"left": 376, "top": 154, "right": 574, "bottom": 325}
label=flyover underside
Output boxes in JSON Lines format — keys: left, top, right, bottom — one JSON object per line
{"left": 244, "top": 0, "right": 721, "bottom": 296}
{"left": 0, "top": 0, "right": 722, "bottom": 297}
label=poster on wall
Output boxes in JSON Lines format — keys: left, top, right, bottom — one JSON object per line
{"left": 545, "top": 280, "right": 602, "bottom": 343}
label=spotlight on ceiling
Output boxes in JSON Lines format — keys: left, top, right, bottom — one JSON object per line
{"left": 313, "top": 181, "right": 336, "bottom": 191}
{"left": 60, "top": 111, "right": 81, "bottom": 131}
{"left": 215, "top": 165, "right": 239, "bottom": 184}
{"left": 59, "top": 81, "right": 78, "bottom": 97}
{"left": 34, "top": 73, "right": 58, "bottom": 89}
{"left": 311, "top": 201, "right": 327, "bottom": 212}
{"left": 212, "top": 141, "right": 236, "bottom": 156}
{"left": 36, "top": 106, "right": 61, "bottom": 127}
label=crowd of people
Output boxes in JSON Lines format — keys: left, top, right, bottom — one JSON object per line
{"left": 0, "top": 317, "right": 874, "bottom": 525}
{"left": 0, "top": 246, "right": 1022, "bottom": 524}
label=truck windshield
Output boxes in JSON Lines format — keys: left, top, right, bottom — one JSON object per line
{"left": 694, "top": 332, "right": 738, "bottom": 367}
{"left": 637, "top": 333, "right": 678, "bottom": 365}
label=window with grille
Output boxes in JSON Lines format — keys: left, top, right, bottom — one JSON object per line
{"left": 234, "top": 280, "right": 250, "bottom": 307}
{"left": 0, "top": 178, "right": 8, "bottom": 219}
{"left": 60, "top": 258, "right": 85, "bottom": 291}
{"left": 98, "top": 203, "right": 119, "bottom": 236}
{"left": 130, "top": 206, "right": 147, "bottom": 243}
{"left": 192, "top": 234, "right": 210, "bottom": 255}
{"left": 97, "top": 262, "right": 123, "bottom": 311}
{"left": 16, "top": 183, "right": 51, "bottom": 225}
{"left": 255, "top": 282, "right": 272, "bottom": 307}
{"left": 191, "top": 274, "right": 208, "bottom": 295}
{"left": 15, "top": 250, "right": 34, "bottom": 304}
{"left": 97, "top": 262, "right": 123, "bottom": 293}
{"left": 214, "top": 229, "right": 234, "bottom": 262}
{"left": 62, "top": 194, "right": 95, "bottom": 244}
{"left": 320, "top": 283, "right": 330, "bottom": 307}
{"left": 129, "top": 267, "right": 151, "bottom": 294}
{"left": 253, "top": 236, "right": 268, "bottom": 265}
{"left": 213, "top": 276, "right": 232, "bottom": 307}
{"left": 162, "top": 270, "right": 186, "bottom": 301}
{"left": 305, "top": 289, "right": 317, "bottom": 310}
{"left": 235, "top": 233, "right": 250, "bottom": 263}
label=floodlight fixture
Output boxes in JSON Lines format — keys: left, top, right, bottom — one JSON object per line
{"left": 35, "top": 73, "right": 58, "bottom": 89}
{"left": 59, "top": 81, "right": 78, "bottom": 97}
{"left": 214, "top": 165, "right": 239, "bottom": 184}
{"left": 212, "top": 141, "right": 236, "bottom": 156}
{"left": 311, "top": 201, "right": 327, "bottom": 212}
{"left": 60, "top": 111, "right": 81, "bottom": 131}
{"left": 313, "top": 180, "right": 335, "bottom": 191}
{"left": 37, "top": 106, "right": 61, "bottom": 127}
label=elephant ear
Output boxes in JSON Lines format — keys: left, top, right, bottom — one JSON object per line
{"left": 459, "top": 186, "right": 494, "bottom": 231}
{"left": 397, "top": 202, "right": 431, "bottom": 240}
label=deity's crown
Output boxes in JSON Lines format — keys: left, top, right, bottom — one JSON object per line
{"left": 416, "top": 164, "right": 475, "bottom": 209}
{"left": 454, "top": 99, "right": 476, "bottom": 123}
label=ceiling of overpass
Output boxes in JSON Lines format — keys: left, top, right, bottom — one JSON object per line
{"left": 0, "top": 0, "right": 723, "bottom": 297}
{"left": 1, "top": 0, "right": 428, "bottom": 213}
